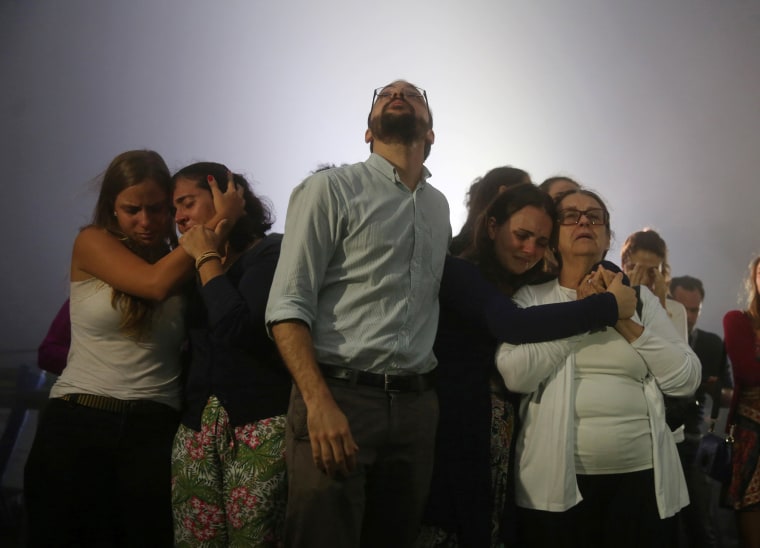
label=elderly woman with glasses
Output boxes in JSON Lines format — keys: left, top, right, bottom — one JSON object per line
{"left": 496, "top": 188, "right": 701, "bottom": 548}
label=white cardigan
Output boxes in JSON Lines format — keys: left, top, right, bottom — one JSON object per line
{"left": 496, "top": 281, "right": 701, "bottom": 518}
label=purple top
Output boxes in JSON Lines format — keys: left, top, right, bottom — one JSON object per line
{"left": 38, "top": 299, "right": 71, "bottom": 375}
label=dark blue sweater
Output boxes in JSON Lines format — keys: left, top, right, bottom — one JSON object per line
{"left": 424, "top": 256, "right": 619, "bottom": 546}
{"left": 180, "top": 234, "right": 291, "bottom": 431}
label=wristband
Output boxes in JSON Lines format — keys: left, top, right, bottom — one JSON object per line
{"left": 195, "top": 251, "right": 221, "bottom": 270}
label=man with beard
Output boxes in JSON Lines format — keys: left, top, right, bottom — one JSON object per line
{"left": 266, "top": 80, "right": 450, "bottom": 547}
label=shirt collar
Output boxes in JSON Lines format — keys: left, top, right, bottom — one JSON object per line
{"left": 367, "top": 153, "right": 431, "bottom": 190}
{"left": 689, "top": 328, "right": 699, "bottom": 347}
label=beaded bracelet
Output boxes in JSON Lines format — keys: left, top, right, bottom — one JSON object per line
{"left": 195, "top": 251, "right": 221, "bottom": 270}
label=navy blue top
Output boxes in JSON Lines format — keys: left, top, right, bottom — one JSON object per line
{"left": 181, "top": 234, "right": 291, "bottom": 431}
{"left": 424, "top": 255, "right": 619, "bottom": 546}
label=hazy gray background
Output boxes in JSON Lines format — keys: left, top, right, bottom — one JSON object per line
{"left": 1, "top": 0, "right": 759, "bottom": 366}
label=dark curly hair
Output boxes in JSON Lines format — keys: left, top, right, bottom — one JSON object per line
{"left": 172, "top": 162, "right": 274, "bottom": 253}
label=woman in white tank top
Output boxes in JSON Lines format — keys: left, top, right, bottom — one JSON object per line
{"left": 24, "top": 150, "right": 243, "bottom": 547}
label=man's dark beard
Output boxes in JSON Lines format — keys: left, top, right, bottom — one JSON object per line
{"left": 369, "top": 108, "right": 428, "bottom": 146}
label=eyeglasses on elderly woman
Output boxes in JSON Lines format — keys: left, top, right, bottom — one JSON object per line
{"left": 557, "top": 208, "right": 608, "bottom": 226}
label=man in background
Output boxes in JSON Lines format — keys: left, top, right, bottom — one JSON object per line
{"left": 671, "top": 275, "right": 733, "bottom": 548}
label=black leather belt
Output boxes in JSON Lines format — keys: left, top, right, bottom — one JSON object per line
{"left": 319, "top": 364, "right": 435, "bottom": 392}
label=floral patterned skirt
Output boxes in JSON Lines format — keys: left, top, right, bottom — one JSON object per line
{"left": 728, "top": 388, "right": 760, "bottom": 510}
{"left": 171, "top": 395, "right": 287, "bottom": 547}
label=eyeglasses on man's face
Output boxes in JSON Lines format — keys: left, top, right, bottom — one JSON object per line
{"left": 557, "top": 208, "right": 608, "bottom": 226}
{"left": 372, "top": 84, "right": 428, "bottom": 107}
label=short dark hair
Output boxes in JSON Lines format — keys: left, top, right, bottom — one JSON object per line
{"left": 670, "top": 275, "right": 705, "bottom": 300}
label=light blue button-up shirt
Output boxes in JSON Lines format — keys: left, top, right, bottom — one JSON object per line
{"left": 266, "top": 154, "right": 451, "bottom": 374}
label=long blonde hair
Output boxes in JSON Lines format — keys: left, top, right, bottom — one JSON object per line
{"left": 91, "top": 150, "right": 174, "bottom": 339}
{"left": 745, "top": 255, "right": 760, "bottom": 329}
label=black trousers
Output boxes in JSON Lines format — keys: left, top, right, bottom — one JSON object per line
{"left": 24, "top": 397, "right": 179, "bottom": 547}
{"left": 518, "top": 469, "right": 677, "bottom": 548}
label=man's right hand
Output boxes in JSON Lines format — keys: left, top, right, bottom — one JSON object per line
{"left": 307, "top": 396, "right": 359, "bottom": 478}
{"left": 270, "top": 321, "right": 360, "bottom": 478}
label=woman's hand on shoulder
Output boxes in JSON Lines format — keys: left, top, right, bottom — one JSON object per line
{"left": 604, "top": 271, "right": 637, "bottom": 319}
{"left": 584, "top": 267, "right": 638, "bottom": 320}
{"left": 576, "top": 269, "right": 605, "bottom": 299}
{"left": 577, "top": 268, "right": 637, "bottom": 320}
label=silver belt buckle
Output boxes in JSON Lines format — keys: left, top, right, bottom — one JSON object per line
{"left": 384, "top": 373, "right": 401, "bottom": 392}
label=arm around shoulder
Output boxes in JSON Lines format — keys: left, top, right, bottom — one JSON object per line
{"left": 72, "top": 227, "right": 193, "bottom": 301}
{"left": 495, "top": 284, "right": 582, "bottom": 393}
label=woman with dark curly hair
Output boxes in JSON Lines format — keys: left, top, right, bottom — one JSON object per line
{"left": 170, "top": 162, "right": 291, "bottom": 547}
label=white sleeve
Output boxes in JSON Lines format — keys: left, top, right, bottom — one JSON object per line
{"left": 496, "top": 337, "right": 581, "bottom": 394}
{"left": 634, "top": 286, "right": 701, "bottom": 396}
{"left": 665, "top": 299, "right": 688, "bottom": 342}
{"left": 495, "top": 285, "right": 582, "bottom": 394}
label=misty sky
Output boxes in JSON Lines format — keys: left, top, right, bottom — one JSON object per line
{"left": 1, "top": 0, "right": 759, "bottom": 364}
